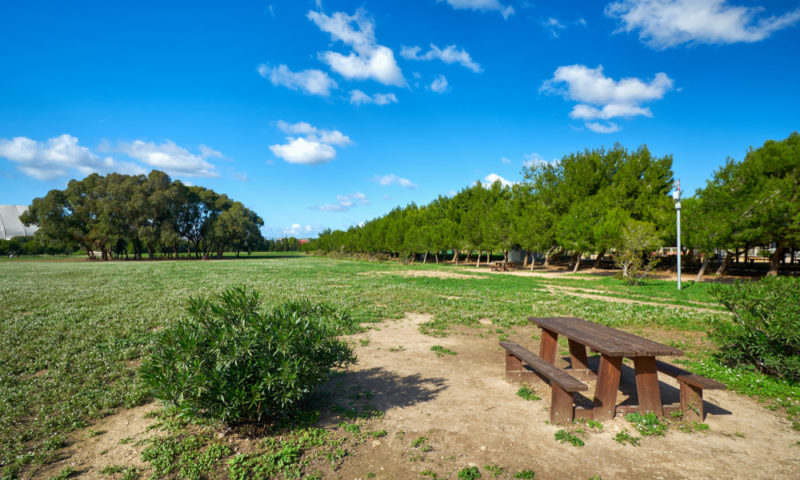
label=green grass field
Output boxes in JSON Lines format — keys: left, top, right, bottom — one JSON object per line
{"left": 1, "top": 254, "right": 797, "bottom": 479}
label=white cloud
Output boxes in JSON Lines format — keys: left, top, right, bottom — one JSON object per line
{"left": 501, "top": 156, "right": 511, "bottom": 164}
{"left": 541, "top": 64, "right": 673, "bottom": 133}
{"left": 373, "top": 174, "right": 417, "bottom": 189}
{"left": 606, "top": 0, "right": 800, "bottom": 49}
{"left": 283, "top": 223, "right": 313, "bottom": 236}
{"left": 430, "top": 75, "right": 449, "bottom": 93}
{"left": 441, "top": 0, "right": 515, "bottom": 19}
{"left": 312, "top": 192, "right": 370, "bottom": 211}
{"left": 482, "top": 173, "right": 514, "bottom": 187}
{"left": 349, "top": 89, "right": 398, "bottom": 106}
{"left": 586, "top": 122, "right": 621, "bottom": 134}
{"left": 119, "top": 140, "right": 220, "bottom": 177}
{"left": 523, "top": 153, "right": 542, "bottom": 168}
{"left": 542, "top": 17, "right": 566, "bottom": 37}
{"left": 0, "top": 134, "right": 145, "bottom": 180}
{"left": 400, "top": 44, "right": 482, "bottom": 73}
{"left": 270, "top": 121, "right": 352, "bottom": 165}
{"left": 308, "top": 9, "right": 404, "bottom": 86}
{"left": 258, "top": 63, "right": 337, "bottom": 96}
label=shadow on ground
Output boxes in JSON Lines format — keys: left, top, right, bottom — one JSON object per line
{"left": 316, "top": 367, "right": 448, "bottom": 426}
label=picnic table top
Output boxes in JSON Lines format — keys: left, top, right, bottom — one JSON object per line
{"left": 528, "top": 316, "right": 683, "bottom": 358}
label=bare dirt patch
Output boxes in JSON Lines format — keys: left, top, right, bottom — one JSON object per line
{"left": 34, "top": 403, "right": 160, "bottom": 480}
{"left": 360, "top": 270, "right": 481, "bottom": 280}
{"left": 327, "top": 314, "right": 799, "bottom": 479}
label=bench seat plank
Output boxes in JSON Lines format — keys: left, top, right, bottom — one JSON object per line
{"left": 655, "top": 360, "right": 726, "bottom": 390}
{"left": 500, "top": 341, "right": 588, "bottom": 392}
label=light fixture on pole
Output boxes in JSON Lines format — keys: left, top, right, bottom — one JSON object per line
{"left": 672, "top": 180, "right": 681, "bottom": 291}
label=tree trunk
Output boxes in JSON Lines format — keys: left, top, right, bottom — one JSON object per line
{"left": 523, "top": 251, "right": 529, "bottom": 268}
{"left": 486, "top": 251, "right": 491, "bottom": 264}
{"left": 572, "top": 252, "right": 581, "bottom": 273}
{"left": 593, "top": 249, "right": 606, "bottom": 269}
{"left": 452, "top": 248, "right": 458, "bottom": 264}
{"left": 716, "top": 251, "right": 733, "bottom": 275}
{"left": 744, "top": 243, "right": 749, "bottom": 264}
{"left": 695, "top": 256, "right": 709, "bottom": 282}
{"left": 503, "top": 250, "right": 509, "bottom": 268}
{"left": 476, "top": 251, "right": 481, "bottom": 268}
{"left": 544, "top": 245, "right": 559, "bottom": 267}
{"left": 423, "top": 252, "right": 428, "bottom": 264}
{"left": 767, "top": 241, "right": 785, "bottom": 277}
{"left": 435, "top": 253, "right": 439, "bottom": 263}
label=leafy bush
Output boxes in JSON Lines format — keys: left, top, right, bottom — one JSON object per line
{"left": 710, "top": 277, "right": 800, "bottom": 381}
{"left": 140, "top": 286, "right": 356, "bottom": 424}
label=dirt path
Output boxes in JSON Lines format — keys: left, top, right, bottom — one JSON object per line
{"left": 542, "top": 285, "right": 724, "bottom": 314}
{"left": 329, "top": 314, "right": 799, "bottom": 479}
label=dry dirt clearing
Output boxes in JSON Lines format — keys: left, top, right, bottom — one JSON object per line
{"left": 43, "top": 314, "right": 798, "bottom": 480}
{"left": 328, "top": 313, "right": 798, "bottom": 479}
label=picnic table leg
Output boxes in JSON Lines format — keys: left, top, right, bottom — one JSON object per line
{"left": 593, "top": 354, "right": 622, "bottom": 421}
{"left": 568, "top": 339, "right": 590, "bottom": 371}
{"left": 633, "top": 356, "right": 663, "bottom": 416}
{"left": 538, "top": 328, "right": 558, "bottom": 364}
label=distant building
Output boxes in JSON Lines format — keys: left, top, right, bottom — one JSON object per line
{"left": 0, "top": 205, "right": 38, "bottom": 240}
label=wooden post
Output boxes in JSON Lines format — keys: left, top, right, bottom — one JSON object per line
{"left": 568, "top": 339, "right": 590, "bottom": 371}
{"left": 551, "top": 385, "right": 575, "bottom": 424}
{"left": 593, "top": 355, "right": 622, "bottom": 421}
{"left": 633, "top": 356, "right": 663, "bottom": 416}
{"left": 538, "top": 328, "right": 558, "bottom": 364}
{"left": 680, "top": 383, "right": 704, "bottom": 420}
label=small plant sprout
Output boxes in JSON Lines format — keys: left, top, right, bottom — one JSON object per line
{"left": 514, "top": 470, "right": 536, "bottom": 479}
{"left": 458, "top": 466, "right": 482, "bottom": 479}
{"left": 554, "top": 429, "right": 585, "bottom": 447}
{"left": 516, "top": 385, "right": 541, "bottom": 401}
{"left": 430, "top": 345, "right": 457, "bottom": 357}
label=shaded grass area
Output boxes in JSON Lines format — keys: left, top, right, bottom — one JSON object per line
{"left": 0, "top": 256, "right": 794, "bottom": 478}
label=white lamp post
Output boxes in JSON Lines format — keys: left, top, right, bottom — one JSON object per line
{"left": 673, "top": 180, "right": 681, "bottom": 290}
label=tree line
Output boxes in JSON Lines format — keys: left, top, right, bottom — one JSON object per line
{"left": 307, "top": 133, "right": 799, "bottom": 278}
{"left": 21, "top": 170, "right": 264, "bottom": 260}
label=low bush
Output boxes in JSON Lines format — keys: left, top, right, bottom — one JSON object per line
{"left": 139, "top": 286, "right": 356, "bottom": 424}
{"left": 710, "top": 277, "right": 800, "bottom": 382}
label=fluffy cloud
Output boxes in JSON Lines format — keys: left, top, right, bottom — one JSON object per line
{"left": 586, "top": 122, "right": 622, "bottom": 133}
{"left": 373, "top": 174, "right": 417, "bottom": 189}
{"left": 482, "top": 173, "right": 514, "bottom": 187}
{"left": 312, "top": 192, "right": 369, "bottom": 211}
{"left": 542, "top": 17, "right": 566, "bottom": 37}
{"left": 258, "top": 64, "right": 337, "bottom": 96}
{"left": 400, "top": 44, "right": 482, "bottom": 73}
{"left": 118, "top": 140, "right": 219, "bottom": 177}
{"left": 430, "top": 75, "right": 449, "bottom": 93}
{"left": 501, "top": 156, "right": 511, "bottom": 164}
{"left": 541, "top": 64, "right": 673, "bottom": 133}
{"left": 349, "top": 89, "right": 398, "bottom": 106}
{"left": 270, "top": 121, "right": 352, "bottom": 165}
{"left": 441, "top": 0, "right": 515, "bottom": 19}
{"left": 308, "top": 9, "right": 404, "bottom": 86}
{"left": 606, "top": 0, "right": 800, "bottom": 49}
{"left": 0, "top": 134, "right": 144, "bottom": 180}
{"left": 283, "top": 223, "right": 313, "bottom": 236}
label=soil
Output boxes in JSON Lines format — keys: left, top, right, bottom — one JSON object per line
{"left": 39, "top": 314, "right": 799, "bottom": 479}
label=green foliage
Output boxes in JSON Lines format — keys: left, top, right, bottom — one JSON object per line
{"left": 554, "top": 429, "right": 585, "bottom": 447}
{"left": 483, "top": 463, "right": 504, "bottom": 477}
{"left": 458, "top": 466, "right": 482, "bottom": 480}
{"left": 514, "top": 470, "right": 536, "bottom": 479}
{"left": 431, "top": 345, "right": 457, "bottom": 357}
{"left": 624, "top": 412, "right": 667, "bottom": 437}
{"left": 139, "top": 286, "right": 356, "bottom": 424}
{"left": 614, "top": 220, "right": 661, "bottom": 285}
{"left": 47, "top": 468, "right": 75, "bottom": 480}
{"left": 709, "top": 277, "right": 800, "bottom": 381}
{"left": 141, "top": 433, "right": 231, "bottom": 480}
{"left": 516, "top": 386, "right": 541, "bottom": 401}
{"left": 613, "top": 430, "right": 640, "bottom": 446}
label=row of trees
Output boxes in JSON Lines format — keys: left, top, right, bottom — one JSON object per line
{"left": 308, "top": 133, "right": 799, "bottom": 277}
{"left": 22, "top": 170, "right": 264, "bottom": 260}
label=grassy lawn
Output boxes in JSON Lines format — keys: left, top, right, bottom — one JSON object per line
{"left": 0, "top": 254, "right": 797, "bottom": 479}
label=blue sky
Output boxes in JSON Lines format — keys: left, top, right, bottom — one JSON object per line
{"left": 1, "top": 0, "right": 798, "bottom": 238}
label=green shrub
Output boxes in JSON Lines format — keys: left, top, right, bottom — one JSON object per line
{"left": 139, "top": 286, "right": 356, "bottom": 424}
{"left": 710, "top": 277, "right": 800, "bottom": 381}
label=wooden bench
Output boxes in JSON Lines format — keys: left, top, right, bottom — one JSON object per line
{"left": 655, "top": 360, "right": 726, "bottom": 420}
{"left": 500, "top": 341, "right": 588, "bottom": 424}
{"left": 491, "top": 261, "right": 507, "bottom": 272}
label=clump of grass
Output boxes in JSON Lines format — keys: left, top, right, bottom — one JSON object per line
{"left": 458, "top": 466, "right": 482, "bottom": 479}
{"left": 625, "top": 412, "right": 667, "bottom": 437}
{"left": 484, "top": 463, "right": 504, "bottom": 477}
{"left": 431, "top": 345, "right": 457, "bottom": 357}
{"left": 514, "top": 470, "right": 536, "bottom": 479}
{"left": 614, "top": 430, "right": 640, "bottom": 446}
{"left": 516, "top": 386, "right": 541, "bottom": 401}
{"left": 554, "top": 429, "right": 585, "bottom": 447}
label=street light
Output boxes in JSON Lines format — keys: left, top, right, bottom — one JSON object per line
{"left": 672, "top": 180, "right": 681, "bottom": 290}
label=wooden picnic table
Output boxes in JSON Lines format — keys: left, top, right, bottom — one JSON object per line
{"left": 529, "top": 316, "right": 684, "bottom": 421}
